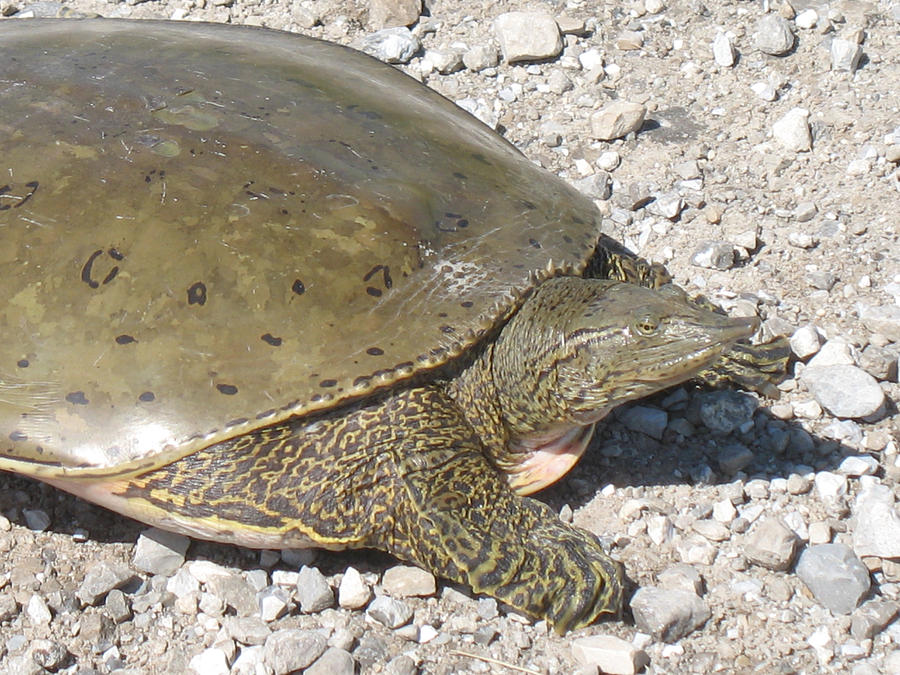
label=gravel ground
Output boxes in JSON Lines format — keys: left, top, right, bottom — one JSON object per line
{"left": 1, "top": 0, "right": 899, "bottom": 673}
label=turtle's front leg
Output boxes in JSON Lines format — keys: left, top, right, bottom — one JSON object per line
{"left": 374, "top": 387, "right": 624, "bottom": 633}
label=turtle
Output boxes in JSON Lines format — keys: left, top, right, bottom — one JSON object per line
{"left": 0, "top": 19, "right": 788, "bottom": 631}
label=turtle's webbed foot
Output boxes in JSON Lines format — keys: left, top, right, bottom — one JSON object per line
{"left": 697, "top": 335, "right": 791, "bottom": 397}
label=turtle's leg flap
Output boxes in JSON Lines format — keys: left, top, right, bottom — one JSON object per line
{"left": 379, "top": 387, "right": 624, "bottom": 632}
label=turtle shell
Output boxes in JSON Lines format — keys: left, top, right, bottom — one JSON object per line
{"left": 0, "top": 19, "right": 601, "bottom": 476}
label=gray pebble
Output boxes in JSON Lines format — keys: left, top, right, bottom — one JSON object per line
{"left": 691, "top": 241, "right": 735, "bottom": 270}
{"left": 29, "top": 639, "right": 69, "bottom": 670}
{"left": 22, "top": 508, "right": 50, "bottom": 532}
{"left": 366, "top": 595, "right": 413, "bottom": 628}
{"left": 850, "top": 599, "right": 900, "bottom": 640}
{"left": 493, "top": 11, "right": 563, "bottom": 63}
{"left": 386, "top": 653, "right": 418, "bottom": 675}
{"left": 80, "top": 612, "right": 115, "bottom": 644}
{"left": 571, "top": 634, "right": 650, "bottom": 673}
{"left": 796, "top": 544, "right": 871, "bottom": 614}
{"left": 648, "top": 192, "right": 684, "bottom": 220}
{"left": 258, "top": 585, "right": 291, "bottom": 622}
{"left": 717, "top": 443, "right": 754, "bottom": 475}
{"left": 224, "top": 616, "right": 271, "bottom": 645}
{"left": 353, "top": 634, "right": 388, "bottom": 669}
{"left": 697, "top": 391, "right": 757, "bottom": 434}
{"left": 574, "top": 172, "right": 612, "bottom": 200}
{"left": 857, "top": 303, "right": 900, "bottom": 342}
{"left": 358, "top": 27, "right": 420, "bottom": 63}
{"left": 105, "top": 589, "right": 131, "bottom": 624}
{"left": 807, "top": 270, "right": 836, "bottom": 291}
{"left": 831, "top": 38, "right": 863, "bottom": 72}
{"left": 205, "top": 572, "right": 260, "bottom": 617}
{"left": 801, "top": 365, "right": 885, "bottom": 418}
{"left": 133, "top": 527, "right": 190, "bottom": 576}
{"left": 744, "top": 517, "right": 800, "bottom": 571}
{"left": 789, "top": 324, "right": 821, "bottom": 359}
{"left": 630, "top": 587, "right": 711, "bottom": 642}
{"left": 657, "top": 564, "right": 705, "bottom": 595}
{"left": 77, "top": 562, "right": 135, "bottom": 606}
{"left": 367, "top": 0, "right": 420, "bottom": 31}
{"left": 263, "top": 629, "right": 327, "bottom": 675}
{"left": 296, "top": 565, "right": 334, "bottom": 613}
{"left": 755, "top": 14, "right": 795, "bottom": 55}
{"left": 305, "top": 647, "right": 356, "bottom": 675}
{"left": 619, "top": 405, "right": 667, "bottom": 440}
{"left": 787, "top": 231, "right": 818, "bottom": 248}
{"left": 773, "top": 108, "right": 812, "bottom": 152}
{"left": 859, "top": 344, "right": 898, "bottom": 381}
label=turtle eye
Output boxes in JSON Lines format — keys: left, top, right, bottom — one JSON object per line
{"left": 633, "top": 313, "right": 660, "bottom": 336}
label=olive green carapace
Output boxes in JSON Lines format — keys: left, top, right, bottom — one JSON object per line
{"left": 0, "top": 19, "right": 598, "bottom": 472}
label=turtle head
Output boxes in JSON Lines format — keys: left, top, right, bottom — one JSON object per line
{"left": 490, "top": 277, "right": 756, "bottom": 493}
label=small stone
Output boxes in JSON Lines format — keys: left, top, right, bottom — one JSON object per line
{"left": 838, "top": 455, "right": 879, "bottom": 477}
{"left": 189, "top": 647, "right": 230, "bottom": 675}
{"left": 713, "top": 499, "right": 737, "bottom": 523}
{"left": 717, "top": 443, "right": 754, "bottom": 475}
{"left": 29, "top": 639, "right": 68, "bottom": 671}
{"left": 773, "top": 108, "right": 812, "bottom": 151}
{"left": 263, "top": 629, "right": 327, "bottom": 675}
{"left": 493, "top": 12, "right": 563, "bottom": 63}
{"left": 105, "top": 589, "right": 131, "bottom": 623}
{"left": 358, "top": 27, "right": 420, "bottom": 64}
{"left": 808, "top": 521, "right": 831, "bottom": 545}
{"left": 133, "top": 527, "right": 190, "bottom": 576}
{"left": 790, "top": 325, "right": 821, "bottom": 359}
{"left": 26, "top": 594, "right": 52, "bottom": 626}
{"left": 658, "top": 564, "right": 704, "bottom": 595}
{"left": 697, "top": 391, "right": 757, "bottom": 434}
{"left": 616, "top": 30, "right": 644, "bottom": 50}
{"left": 589, "top": 101, "right": 646, "bottom": 140}
{"left": 572, "top": 634, "right": 650, "bottom": 674}
{"left": 795, "top": 8, "right": 818, "bottom": 28}
{"left": 630, "top": 587, "right": 711, "bottom": 642}
{"left": 852, "top": 484, "right": 900, "bottom": 558}
{"left": 751, "top": 81, "right": 778, "bottom": 101}
{"left": 597, "top": 151, "right": 621, "bottom": 171}
{"left": 305, "top": 647, "right": 356, "bottom": 675}
{"left": 366, "top": 595, "right": 413, "bottom": 628}
{"left": 859, "top": 344, "right": 898, "bottom": 381}
{"left": 23, "top": 508, "right": 50, "bottom": 532}
{"left": 691, "top": 241, "right": 735, "bottom": 270}
{"left": 619, "top": 405, "right": 667, "bottom": 440}
{"left": 574, "top": 172, "right": 612, "bottom": 200}
{"left": 692, "top": 519, "right": 731, "bottom": 542}
{"left": 712, "top": 33, "right": 736, "bottom": 67}
{"left": 744, "top": 518, "right": 800, "bottom": 571}
{"left": 205, "top": 572, "right": 260, "bottom": 617}
{"left": 224, "top": 616, "right": 271, "bottom": 645}
{"left": 831, "top": 38, "right": 863, "bottom": 72}
{"left": 258, "top": 585, "right": 290, "bottom": 622}
{"left": 788, "top": 231, "right": 818, "bottom": 248}
{"left": 814, "top": 471, "right": 848, "bottom": 500}
{"left": 850, "top": 600, "right": 900, "bottom": 640}
{"left": 648, "top": 192, "right": 684, "bottom": 220}
{"left": 801, "top": 365, "right": 885, "bottom": 418}
{"left": 385, "top": 654, "right": 417, "bottom": 675}
{"left": 296, "top": 566, "right": 334, "bottom": 613}
{"left": 421, "top": 48, "right": 463, "bottom": 75}
{"left": 857, "top": 304, "right": 900, "bottom": 342}
{"left": 756, "top": 14, "right": 795, "bottom": 55}
{"left": 807, "top": 339, "right": 856, "bottom": 368}
{"left": 796, "top": 544, "right": 871, "bottom": 614}
{"left": 382, "top": 565, "right": 436, "bottom": 597}
{"left": 367, "top": 0, "right": 421, "bottom": 30}
{"left": 338, "top": 567, "right": 372, "bottom": 609}
{"left": 555, "top": 15, "right": 587, "bottom": 36}
{"left": 462, "top": 44, "right": 500, "bottom": 71}
{"left": 807, "top": 625, "right": 834, "bottom": 663}
{"left": 77, "top": 562, "right": 136, "bottom": 606}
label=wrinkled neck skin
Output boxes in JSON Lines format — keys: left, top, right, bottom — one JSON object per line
{"left": 448, "top": 277, "right": 756, "bottom": 495}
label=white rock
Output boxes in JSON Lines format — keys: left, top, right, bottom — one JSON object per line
{"left": 814, "top": 471, "right": 848, "bottom": 501}
{"left": 590, "top": 101, "right": 647, "bottom": 140}
{"left": 579, "top": 48, "right": 604, "bottom": 71}
{"left": 801, "top": 365, "right": 885, "bottom": 418}
{"left": 751, "top": 81, "right": 777, "bottom": 101}
{"left": 338, "top": 567, "right": 372, "bottom": 609}
{"left": 838, "top": 455, "right": 878, "bottom": 477}
{"left": 795, "top": 8, "right": 818, "bottom": 29}
{"left": 831, "top": 38, "right": 863, "bottom": 72}
{"left": 597, "top": 151, "right": 621, "bottom": 171}
{"left": 712, "top": 33, "right": 735, "bottom": 66}
{"left": 493, "top": 12, "right": 563, "bottom": 63}
{"left": 789, "top": 324, "right": 821, "bottom": 359}
{"left": 26, "top": 595, "right": 52, "bottom": 626}
{"left": 572, "top": 634, "right": 650, "bottom": 674}
{"left": 189, "top": 648, "right": 230, "bottom": 675}
{"left": 852, "top": 484, "right": 900, "bottom": 558}
{"left": 773, "top": 108, "right": 812, "bottom": 152}
{"left": 807, "top": 625, "right": 834, "bottom": 663}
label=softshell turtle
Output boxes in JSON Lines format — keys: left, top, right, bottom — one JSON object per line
{"left": 0, "top": 19, "right": 786, "bottom": 630}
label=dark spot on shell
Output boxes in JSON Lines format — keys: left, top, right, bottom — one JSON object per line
{"left": 366, "top": 347, "right": 384, "bottom": 356}
{"left": 572, "top": 215, "right": 586, "bottom": 225}
{"left": 440, "top": 325, "right": 454, "bottom": 334}
{"left": 453, "top": 171, "right": 467, "bottom": 180}
{"left": 521, "top": 200, "right": 537, "bottom": 210}
{"left": 16, "top": 359, "right": 28, "bottom": 368}
{"left": 292, "top": 279, "right": 306, "bottom": 295}
{"left": 457, "top": 219, "right": 469, "bottom": 228}
{"left": 529, "top": 238, "right": 541, "bottom": 249}
{"left": 461, "top": 301, "right": 474, "bottom": 308}
{"left": 226, "top": 418, "right": 248, "bottom": 428}
{"left": 261, "top": 333, "right": 283, "bottom": 347}
{"left": 139, "top": 391, "right": 155, "bottom": 402}
{"left": 395, "top": 361, "right": 414, "bottom": 371}
{"left": 353, "top": 376, "right": 371, "bottom": 388}
{"left": 66, "top": 391, "right": 89, "bottom": 405}
{"left": 311, "top": 393, "right": 322, "bottom": 402}
{"left": 256, "top": 409, "right": 276, "bottom": 420}
{"left": 216, "top": 383, "right": 238, "bottom": 395}
{"left": 563, "top": 234, "right": 574, "bottom": 244}
{"left": 438, "top": 312, "right": 447, "bottom": 318}
{"left": 319, "top": 379, "right": 337, "bottom": 388}
{"left": 115, "top": 334, "right": 136, "bottom": 345}
{"left": 108, "top": 248, "right": 124, "bottom": 261}
{"left": 366, "top": 286, "right": 382, "bottom": 297}
{"left": 187, "top": 281, "right": 207, "bottom": 306}
{"left": 9, "top": 431, "right": 26, "bottom": 442}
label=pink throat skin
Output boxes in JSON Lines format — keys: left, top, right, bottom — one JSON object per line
{"left": 506, "top": 420, "right": 601, "bottom": 495}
